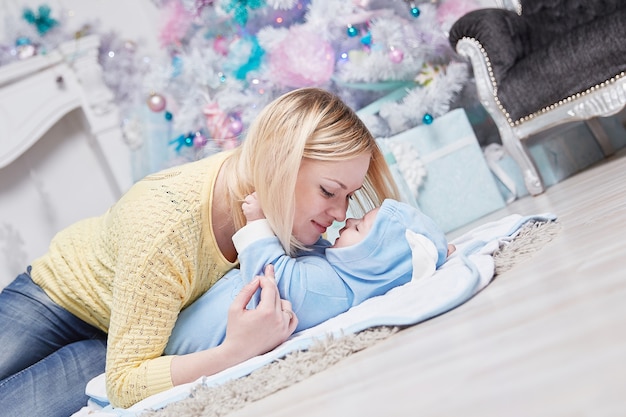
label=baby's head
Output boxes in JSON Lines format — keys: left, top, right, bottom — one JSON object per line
{"left": 331, "top": 206, "right": 382, "bottom": 249}
{"left": 327, "top": 199, "right": 448, "bottom": 274}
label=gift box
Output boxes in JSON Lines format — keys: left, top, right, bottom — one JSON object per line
{"left": 486, "top": 116, "right": 626, "bottom": 200}
{"left": 378, "top": 108, "right": 506, "bottom": 233}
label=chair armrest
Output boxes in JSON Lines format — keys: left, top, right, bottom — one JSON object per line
{"left": 449, "top": 8, "right": 531, "bottom": 83}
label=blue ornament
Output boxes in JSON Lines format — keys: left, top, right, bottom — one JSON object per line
{"left": 347, "top": 25, "right": 359, "bottom": 37}
{"left": 422, "top": 113, "right": 434, "bottom": 125}
{"left": 164, "top": 111, "right": 173, "bottom": 121}
{"left": 411, "top": 6, "right": 420, "bottom": 18}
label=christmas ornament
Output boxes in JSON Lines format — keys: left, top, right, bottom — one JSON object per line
{"left": 346, "top": 25, "right": 359, "bottom": 37}
{"left": 15, "top": 37, "right": 36, "bottom": 60}
{"left": 404, "top": 1, "right": 421, "bottom": 18}
{"left": 147, "top": 93, "right": 167, "bottom": 112}
{"left": 193, "top": 132, "right": 208, "bottom": 148}
{"left": 229, "top": 119, "right": 243, "bottom": 136}
{"left": 389, "top": 47, "right": 404, "bottom": 64}
{"left": 17, "top": 44, "right": 36, "bottom": 60}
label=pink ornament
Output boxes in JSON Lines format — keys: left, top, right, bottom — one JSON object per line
{"left": 268, "top": 26, "right": 336, "bottom": 88}
{"left": 389, "top": 48, "right": 404, "bottom": 64}
{"left": 193, "top": 132, "right": 208, "bottom": 148}
{"left": 228, "top": 119, "right": 243, "bottom": 136}
{"left": 147, "top": 93, "right": 167, "bottom": 112}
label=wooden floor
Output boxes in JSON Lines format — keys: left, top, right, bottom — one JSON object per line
{"left": 230, "top": 149, "right": 626, "bottom": 417}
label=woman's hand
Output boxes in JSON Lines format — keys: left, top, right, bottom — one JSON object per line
{"left": 171, "top": 265, "right": 298, "bottom": 386}
{"left": 223, "top": 264, "right": 298, "bottom": 358}
{"left": 242, "top": 192, "right": 265, "bottom": 223}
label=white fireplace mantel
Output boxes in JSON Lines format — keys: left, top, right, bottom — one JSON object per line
{"left": 0, "top": 34, "right": 131, "bottom": 194}
{"left": 0, "top": 34, "right": 132, "bottom": 288}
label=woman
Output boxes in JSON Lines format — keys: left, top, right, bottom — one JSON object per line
{"left": 0, "top": 87, "right": 399, "bottom": 416}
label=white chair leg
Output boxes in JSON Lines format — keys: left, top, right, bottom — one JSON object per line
{"left": 585, "top": 118, "right": 615, "bottom": 157}
{"left": 499, "top": 126, "right": 545, "bottom": 196}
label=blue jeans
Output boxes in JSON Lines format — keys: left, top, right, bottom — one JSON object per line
{"left": 0, "top": 269, "right": 107, "bottom": 417}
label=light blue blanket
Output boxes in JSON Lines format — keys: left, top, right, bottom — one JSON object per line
{"left": 74, "top": 213, "right": 557, "bottom": 417}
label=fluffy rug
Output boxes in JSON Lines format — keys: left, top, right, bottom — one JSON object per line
{"left": 142, "top": 219, "right": 561, "bottom": 417}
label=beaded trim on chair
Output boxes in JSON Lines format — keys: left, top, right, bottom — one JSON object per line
{"left": 513, "top": 72, "right": 626, "bottom": 126}
{"left": 462, "top": 36, "right": 626, "bottom": 128}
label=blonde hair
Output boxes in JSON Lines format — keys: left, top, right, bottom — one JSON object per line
{"left": 224, "top": 87, "right": 399, "bottom": 255}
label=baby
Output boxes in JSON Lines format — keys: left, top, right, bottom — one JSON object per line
{"left": 165, "top": 195, "right": 451, "bottom": 355}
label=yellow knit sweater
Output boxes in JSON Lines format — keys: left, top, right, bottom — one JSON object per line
{"left": 31, "top": 151, "right": 236, "bottom": 408}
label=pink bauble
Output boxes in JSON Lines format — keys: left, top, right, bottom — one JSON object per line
{"left": 228, "top": 119, "right": 243, "bottom": 135}
{"left": 389, "top": 48, "right": 404, "bottom": 64}
{"left": 193, "top": 133, "right": 208, "bottom": 148}
{"left": 147, "top": 93, "right": 167, "bottom": 112}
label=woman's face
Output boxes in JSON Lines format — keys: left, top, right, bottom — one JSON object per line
{"left": 293, "top": 153, "right": 371, "bottom": 245}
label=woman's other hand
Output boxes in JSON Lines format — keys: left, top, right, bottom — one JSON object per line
{"left": 223, "top": 264, "right": 298, "bottom": 358}
{"left": 170, "top": 265, "right": 297, "bottom": 386}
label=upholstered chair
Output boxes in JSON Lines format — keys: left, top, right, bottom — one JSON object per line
{"left": 449, "top": 0, "right": 626, "bottom": 195}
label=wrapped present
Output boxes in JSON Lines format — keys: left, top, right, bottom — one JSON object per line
{"left": 485, "top": 117, "right": 626, "bottom": 200}
{"left": 379, "top": 108, "right": 506, "bottom": 233}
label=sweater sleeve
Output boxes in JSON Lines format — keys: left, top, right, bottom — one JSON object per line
{"left": 105, "top": 234, "right": 191, "bottom": 408}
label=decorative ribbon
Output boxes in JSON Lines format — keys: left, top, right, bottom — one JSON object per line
{"left": 202, "top": 102, "right": 239, "bottom": 149}
{"left": 484, "top": 143, "right": 517, "bottom": 204}
{"left": 223, "top": 0, "right": 265, "bottom": 26}
{"left": 23, "top": 5, "right": 58, "bottom": 35}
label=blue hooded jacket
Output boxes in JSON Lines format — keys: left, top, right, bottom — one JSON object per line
{"left": 165, "top": 199, "right": 448, "bottom": 355}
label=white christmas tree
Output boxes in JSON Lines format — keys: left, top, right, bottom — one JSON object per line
{"left": 103, "top": 0, "right": 479, "bottom": 178}
{"left": 0, "top": 0, "right": 481, "bottom": 180}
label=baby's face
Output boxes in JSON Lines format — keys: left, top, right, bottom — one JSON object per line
{"left": 332, "top": 207, "right": 380, "bottom": 248}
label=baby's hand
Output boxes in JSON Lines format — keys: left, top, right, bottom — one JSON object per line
{"left": 242, "top": 192, "right": 265, "bottom": 223}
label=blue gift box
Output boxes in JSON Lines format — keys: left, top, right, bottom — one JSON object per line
{"left": 486, "top": 116, "right": 626, "bottom": 200}
{"left": 379, "top": 108, "right": 506, "bottom": 233}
